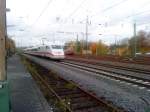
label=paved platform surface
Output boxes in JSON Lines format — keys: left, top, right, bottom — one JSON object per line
{"left": 7, "top": 55, "right": 52, "bottom": 112}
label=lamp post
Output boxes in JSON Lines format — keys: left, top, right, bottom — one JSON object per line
{"left": 133, "top": 22, "right": 137, "bottom": 57}
{"left": 96, "top": 23, "right": 102, "bottom": 55}
{"left": 96, "top": 34, "right": 102, "bottom": 56}
{"left": 85, "top": 16, "right": 89, "bottom": 55}
{"left": 114, "top": 35, "right": 117, "bottom": 55}
{"left": 41, "top": 37, "right": 47, "bottom": 45}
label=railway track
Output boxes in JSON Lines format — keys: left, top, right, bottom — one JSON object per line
{"left": 59, "top": 61, "right": 150, "bottom": 90}
{"left": 66, "top": 55, "right": 150, "bottom": 65}
{"left": 24, "top": 57, "right": 126, "bottom": 112}
{"left": 62, "top": 60, "right": 150, "bottom": 81}
{"left": 65, "top": 58, "right": 150, "bottom": 75}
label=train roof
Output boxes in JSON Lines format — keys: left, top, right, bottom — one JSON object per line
{"left": 43, "top": 41, "right": 64, "bottom": 46}
{"left": 23, "top": 46, "right": 38, "bottom": 51}
{"left": 24, "top": 42, "right": 64, "bottom": 51}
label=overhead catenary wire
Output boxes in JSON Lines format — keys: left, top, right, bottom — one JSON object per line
{"left": 64, "top": 0, "right": 88, "bottom": 23}
{"left": 98, "top": 1, "right": 150, "bottom": 27}
{"left": 56, "top": 0, "right": 88, "bottom": 39}
{"left": 78, "top": 0, "right": 150, "bottom": 27}
{"left": 22, "top": 0, "right": 150, "bottom": 38}
{"left": 32, "top": 0, "right": 53, "bottom": 26}
{"left": 107, "top": 9, "right": 150, "bottom": 26}
{"left": 15, "top": 0, "right": 54, "bottom": 44}
{"left": 19, "top": 0, "right": 54, "bottom": 32}
{"left": 83, "top": 7, "right": 150, "bottom": 29}
{"left": 67, "top": 0, "right": 87, "bottom": 19}
{"left": 79, "top": 0, "right": 129, "bottom": 23}
{"left": 137, "top": 19, "right": 150, "bottom": 26}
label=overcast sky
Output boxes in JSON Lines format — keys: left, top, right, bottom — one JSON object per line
{"left": 6, "top": 0, "right": 150, "bottom": 46}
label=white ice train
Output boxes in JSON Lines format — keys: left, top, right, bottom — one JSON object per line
{"left": 25, "top": 44, "right": 65, "bottom": 60}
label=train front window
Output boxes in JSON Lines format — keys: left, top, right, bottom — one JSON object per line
{"left": 51, "top": 45, "right": 62, "bottom": 49}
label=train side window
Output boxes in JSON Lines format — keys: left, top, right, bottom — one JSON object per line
{"left": 51, "top": 45, "right": 62, "bottom": 49}
{"left": 46, "top": 46, "right": 49, "bottom": 49}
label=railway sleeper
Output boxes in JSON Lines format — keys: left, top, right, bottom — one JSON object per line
{"left": 47, "top": 80, "right": 67, "bottom": 85}
{"left": 48, "top": 79, "right": 67, "bottom": 83}
{"left": 46, "top": 76, "right": 70, "bottom": 83}
{"left": 56, "top": 90, "right": 81, "bottom": 96}
{"left": 47, "top": 82, "right": 66, "bottom": 86}
{"left": 53, "top": 88, "right": 80, "bottom": 93}
{"left": 74, "top": 106, "right": 108, "bottom": 112}
{"left": 71, "top": 101, "right": 99, "bottom": 110}
{"left": 60, "top": 93, "right": 86, "bottom": 99}
{"left": 69, "top": 96, "right": 91, "bottom": 104}
{"left": 59, "top": 96, "right": 91, "bottom": 105}
{"left": 43, "top": 76, "right": 60, "bottom": 81}
{"left": 48, "top": 78, "right": 66, "bottom": 82}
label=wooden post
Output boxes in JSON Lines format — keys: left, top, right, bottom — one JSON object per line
{"left": 0, "top": 0, "right": 6, "bottom": 81}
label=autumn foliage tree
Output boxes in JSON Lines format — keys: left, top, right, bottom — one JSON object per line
{"left": 97, "top": 41, "right": 109, "bottom": 55}
{"left": 129, "top": 30, "right": 150, "bottom": 55}
{"left": 90, "top": 42, "right": 97, "bottom": 55}
{"left": 137, "top": 31, "right": 150, "bottom": 53}
{"left": 110, "top": 30, "right": 150, "bottom": 57}
{"left": 6, "top": 37, "right": 16, "bottom": 56}
{"left": 89, "top": 41, "right": 109, "bottom": 55}
{"left": 65, "top": 40, "right": 109, "bottom": 55}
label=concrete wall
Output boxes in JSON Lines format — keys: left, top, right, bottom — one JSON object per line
{"left": 0, "top": 0, "right": 6, "bottom": 81}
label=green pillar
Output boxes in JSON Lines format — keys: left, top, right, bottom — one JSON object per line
{"left": 0, "top": 82, "right": 10, "bottom": 112}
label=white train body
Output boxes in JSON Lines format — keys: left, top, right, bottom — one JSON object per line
{"left": 25, "top": 44, "right": 65, "bottom": 60}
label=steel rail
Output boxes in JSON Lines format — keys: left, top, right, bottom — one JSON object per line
{"left": 62, "top": 61, "right": 150, "bottom": 82}
{"left": 65, "top": 59, "right": 150, "bottom": 75}
{"left": 60, "top": 61, "right": 150, "bottom": 90}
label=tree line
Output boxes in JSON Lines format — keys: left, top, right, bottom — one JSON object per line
{"left": 65, "top": 30, "right": 150, "bottom": 57}
{"left": 6, "top": 37, "right": 16, "bottom": 56}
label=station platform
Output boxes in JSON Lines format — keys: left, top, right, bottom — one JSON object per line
{"left": 7, "top": 55, "right": 52, "bottom": 112}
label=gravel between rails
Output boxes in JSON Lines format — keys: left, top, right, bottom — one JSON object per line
{"left": 24, "top": 55, "right": 150, "bottom": 112}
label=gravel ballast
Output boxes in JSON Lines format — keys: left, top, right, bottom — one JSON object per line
{"left": 25, "top": 55, "right": 150, "bottom": 112}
